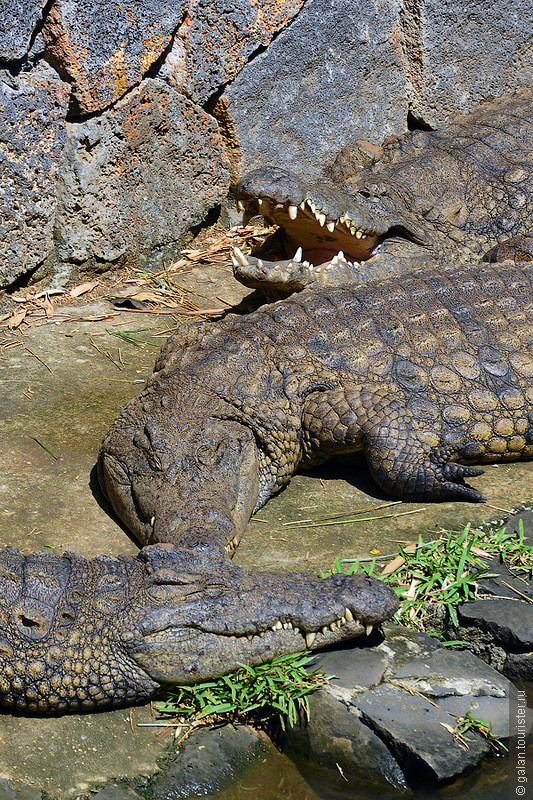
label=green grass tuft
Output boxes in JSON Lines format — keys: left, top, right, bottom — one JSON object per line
{"left": 156, "top": 652, "right": 332, "bottom": 730}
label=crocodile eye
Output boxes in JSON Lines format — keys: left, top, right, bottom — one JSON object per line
{"left": 195, "top": 441, "right": 225, "bottom": 467}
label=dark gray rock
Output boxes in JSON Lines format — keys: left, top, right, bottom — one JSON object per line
{"left": 474, "top": 557, "right": 533, "bottom": 601}
{"left": 408, "top": 0, "right": 533, "bottom": 128}
{"left": 282, "top": 625, "right": 511, "bottom": 790}
{"left": 221, "top": 0, "right": 410, "bottom": 180}
{"left": 437, "top": 695, "right": 517, "bottom": 742}
{"left": 42, "top": 0, "right": 188, "bottom": 114}
{"left": 0, "top": 62, "right": 70, "bottom": 289}
{"left": 54, "top": 78, "right": 229, "bottom": 280}
{"left": 355, "top": 684, "right": 490, "bottom": 783}
{"left": 176, "top": 0, "right": 306, "bottom": 105}
{"left": 223, "top": 0, "right": 533, "bottom": 181}
{"left": 504, "top": 651, "right": 533, "bottom": 682}
{"left": 324, "top": 642, "right": 389, "bottom": 691}
{"left": 458, "top": 599, "right": 533, "bottom": 649}
{"left": 281, "top": 688, "right": 410, "bottom": 797}
{"left": 149, "top": 724, "right": 269, "bottom": 800}
{"left": 391, "top": 647, "right": 510, "bottom": 699}
{"left": 0, "top": 0, "right": 46, "bottom": 61}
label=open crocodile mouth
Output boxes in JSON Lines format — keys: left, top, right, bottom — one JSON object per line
{"left": 237, "top": 194, "right": 380, "bottom": 265}
{"left": 234, "top": 167, "right": 427, "bottom": 290}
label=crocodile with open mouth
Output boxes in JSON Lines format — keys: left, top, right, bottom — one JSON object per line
{"left": 234, "top": 89, "right": 533, "bottom": 296}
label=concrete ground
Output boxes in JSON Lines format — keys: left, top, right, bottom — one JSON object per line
{"left": 1, "top": 260, "right": 532, "bottom": 798}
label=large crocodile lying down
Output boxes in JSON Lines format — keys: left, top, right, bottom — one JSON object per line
{"left": 6, "top": 257, "right": 533, "bottom": 714}
{"left": 0, "top": 546, "right": 393, "bottom": 713}
{"left": 234, "top": 90, "right": 533, "bottom": 296}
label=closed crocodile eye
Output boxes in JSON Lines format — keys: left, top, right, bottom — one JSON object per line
{"left": 195, "top": 441, "right": 225, "bottom": 467}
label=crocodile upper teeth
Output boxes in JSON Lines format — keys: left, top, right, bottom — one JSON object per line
{"left": 326, "top": 221, "right": 335, "bottom": 232}
{"left": 233, "top": 246, "right": 249, "bottom": 266}
{"left": 288, "top": 204, "right": 298, "bottom": 220}
{"left": 317, "top": 213, "right": 326, "bottom": 226}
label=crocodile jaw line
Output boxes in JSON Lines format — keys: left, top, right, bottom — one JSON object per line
{"left": 135, "top": 610, "right": 373, "bottom": 684}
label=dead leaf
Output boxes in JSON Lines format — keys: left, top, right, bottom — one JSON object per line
{"left": 70, "top": 281, "right": 98, "bottom": 298}
{"left": 8, "top": 310, "right": 26, "bottom": 329}
{"left": 41, "top": 295, "right": 54, "bottom": 318}
{"left": 470, "top": 545, "right": 492, "bottom": 558}
{"left": 381, "top": 543, "right": 418, "bottom": 576}
{"left": 439, "top": 722, "right": 455, "bottom": 735}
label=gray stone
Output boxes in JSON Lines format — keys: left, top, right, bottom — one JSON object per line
{"left": 391, "top": 647, "right": 511, "bottom": 699}
{"left": 474, "top": 557, "right": 533, "bottom": 601}
{"left": 319, "top": 642, "right": 389, "bottom": 691}
{"left": 408, "top": 0, "right": 533, "bottom": 128}
{"left": 54, "top": 78, "right": 229, "bottom": 281}
{"left": 0, "top": 0, "right": 46, "bottom": 60}
{"left": 150, "top": 724, "right": 269, "bottom": 800}
{"left": 221, "top": 0, "right": 410, "bottom": 180}
{"left": 176, "top": 0, "right": 305, "bottom": 105}
{"left": 355, "top": 684, "right": 490, "bottom": 782}
{"left": 458, "top": 599, "right": 533, "bottom": 649}
{"left": 42, "top": 0, "right": 188, "bottom": 113}
{"left": 0, "top": 62, "right": 69, "bottom": 289}
{"left": 282, "top": 688, "right": 410, "bottom": 796}
{"left": 437, "top": 695, "right": 517, "bottom": 742}
{"left": 504, "top": 651, "right": 533, "bottom": 682}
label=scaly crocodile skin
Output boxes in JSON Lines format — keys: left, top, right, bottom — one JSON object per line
{"left": 234, "top": 90, "right": 533, "bottom": 295}
{"left": 100, "top": 259, "right": 533, "bottom": 560}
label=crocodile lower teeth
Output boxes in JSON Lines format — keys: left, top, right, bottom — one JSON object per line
{"left": 305, "top": 632, "right": 316, "bottom": 648}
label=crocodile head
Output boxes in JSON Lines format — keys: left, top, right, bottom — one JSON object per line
{"left": 130, "top": 544, "right": 400, "bottom": 687}
{"left": 234, "top": 166, "right": 429, "bottom": 296}
{"left": 98, "top": 386, "right": 261, "bottom": 559}
{"left": 0, "top": 545, "right": 398, "bottom": 713}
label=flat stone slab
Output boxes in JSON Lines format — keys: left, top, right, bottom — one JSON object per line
{"left": 392, "top": 647, "right": 510, "bottom": 699}
{"left": 354, "top": 684, "right": 490, "bottom": 783}
{"left": 282, "top": 687, "right": 410, "bottom": 796}
{"left": 458, "top": 599, "right": 533, "bottom": 649}
{"left": 0, "top": 703, "right": 169, "bottom": 799}
{"left": 282, "top": 623, "right": 521, "bottom": 790}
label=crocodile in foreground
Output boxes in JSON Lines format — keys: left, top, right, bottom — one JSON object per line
{"left": 234, "top": 90, "right": 533, "bottom": 295}
{"left": 5, "top": 257, "right": 533, "bottom": 714}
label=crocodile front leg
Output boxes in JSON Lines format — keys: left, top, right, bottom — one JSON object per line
{"left": 302, "top": 386, "right": 486, "bottom": 503}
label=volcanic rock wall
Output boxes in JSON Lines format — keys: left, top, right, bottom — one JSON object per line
{"left": 1, "top": 0, "right": 532, "bottom": 288}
